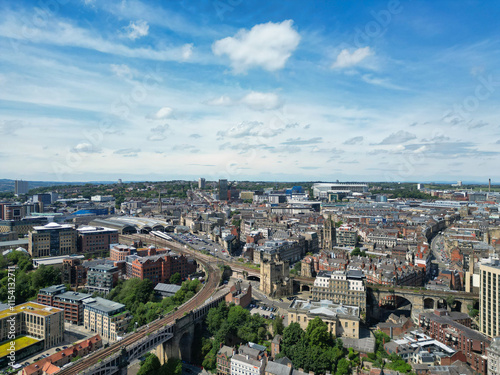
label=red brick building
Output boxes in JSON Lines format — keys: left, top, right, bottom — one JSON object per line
{"left": 377, "top": 313, "right": 413, "bottom": 338}
{"left": 110, "top": 244, "right": 134, "bottom": 262}
{"left": 225, "top": 282, "right": 252, "bottom": 308}
{"left": 110, "top": 245, "right": 170, "bottom": 262}
{"left": 22, "top": 335, "right": 102, "bottom": 375}
{"left": 62, "top": 258, "right": 87, "bottom": 287}
{"left": 77, "top": 226, "right": 118, "bottom": 255}
{"left": 126, "top": 253, "right": 196, "bottom": 285}
{"left": 216, "top": 345, "right": 234, "bottom": 375}
{"left": 419, "top": 309, "right": 490, "bottom": 375}
{"left": 38, "top": 285, "right": 91, "bottom": 325}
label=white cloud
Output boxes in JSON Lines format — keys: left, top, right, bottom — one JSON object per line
{"left": 0, "top": 120, "right": 23, "bottom": 136}
{"left": 110, "top": 64, "right": 133, "bottom": 79}
{"left": 205, "top": 96, "right": 233, "bottom": 106}
{"left": 148, "top": 124, "right": 170, "bottom": 141}
{"left": 148, "top": 107, "right": 174, "bottom": 120}
{"left": 125, "top": 20, "right": 149, "bottom": 40}
{"left": 331, "top": 47, "right": 372, "bottom": 69}
{"left": 361, "top": 74, "right": 406, "bottom": 90}
{"left": 181, "top": 44, "right": 193, "bottom": 60}
{"left": 206, "top": 91, "right": 282, "bottom": 111}
{"left": 343, "top": 136, "right": 364, "bottom": 145}
{"left": 114, "top": 148, "right": 141, "bottom": 157}
{"left": 377, "top": 130, "right": 417, "bottom": 145}
{"left": 71, "top": 142, "right": 101, "bottom": 154}
{"left": 0, "top": 14, "right": 190, "bottom": 62}
{"left": 217, "top": 121, "right": 287, "bottom": 139}
{"left": 240, "top": 92, "right": 282, "bottom": 111}
{"left": 212, "top": 20, "right": 300, "bottom": 73}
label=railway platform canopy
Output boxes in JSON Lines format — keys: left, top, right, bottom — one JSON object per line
{"left": 89, "top": 217, "right": 169, "bottom": 234}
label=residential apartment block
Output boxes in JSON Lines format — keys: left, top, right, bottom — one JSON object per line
{"left": 83, "top": 297, "right": 131, "bottom": 342}
{"left": 336, "top": 225, "right": 358, "bottom": 247}
{"left": 419, "top": 309, "right": 490, "bottom": 375}
{"left": 480, "top": 259, "right": 500, "bottom": 338}
{"left": 85, "top": 264, "right": 119, "bottom": 294}
{"left": 38, "top": 285, "right": 91, "bottom": 325}
{"left": 62, "top": 257, "right": 87, "bottom": 287}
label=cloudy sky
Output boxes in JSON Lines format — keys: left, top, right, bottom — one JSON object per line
{"left": 1, "top": 0, "right": 500, "bottom": 183}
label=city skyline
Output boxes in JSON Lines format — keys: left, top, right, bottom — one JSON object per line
{"left": 1, "top": 0, "right": 500, "bottom": 182}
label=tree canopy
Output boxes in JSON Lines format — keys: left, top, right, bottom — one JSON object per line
{"left": 0, "top": 257, "right": 61, "bottom": 305}
{"left": 201, "top": 303, "right": 271, "bottom": 370}
{"left": 107, "top": 278, "right": 201, "bottom": 329}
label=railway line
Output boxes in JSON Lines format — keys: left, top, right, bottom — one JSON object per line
{"left": 131, "top": 232, "right": 315, "bottom": 284}
{"left": 57, "top": 234, "right": 221, "bottom": 375}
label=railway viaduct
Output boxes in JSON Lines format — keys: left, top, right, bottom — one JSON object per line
{"left": 76, "top": 289, "right": 228, "bottom": 375}
{"left": 369, "top": 287, "right": 478, "bottom": 313}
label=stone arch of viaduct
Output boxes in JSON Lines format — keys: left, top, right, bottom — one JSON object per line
{"left": 370, "top": 288, "right": 478, "bottom": 313}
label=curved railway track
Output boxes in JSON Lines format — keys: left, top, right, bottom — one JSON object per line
{"left": 57, "top": 235, "right": 221, "bottom": 375}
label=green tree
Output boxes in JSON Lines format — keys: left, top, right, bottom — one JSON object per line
{"left": 290, "top": 262, "right": 302, "bottom": 275}
{"left": 282, "top": 323, "right": 305, "bottom": 358}
{"left": 335, "top": 358, "right": 350, "bottom": 375}
{"left": 161, "top": 358, "right": 182, "bottom": 375}
{"left": 169, "top": 272, "right": 181, "bottom": 285}
{"left": 306, "top": 317, "right": 330, "bottom": 348}
{"left": 227, "top": 305, "right": 250, "bottom": 331}
{"left": 446, "top": 295, "right": 455, "bottom": 308}
{"left": 206, "top": 302, "right": 229, "bottom": 334}
{"left": 469, "top": 309, "right": 479, "bottom": 318}
{"left": 138, "top": 354, "right": 162, "bottom": 375}
{"left": 272, "top": 316, "right": 285, "bottom": 335}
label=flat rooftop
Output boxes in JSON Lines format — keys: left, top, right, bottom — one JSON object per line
{"left": 83, "top": 297, "right": 125, "bottom": 314}
{"left": 40, "top": 284, "right": 66, "bottom": 294}
{"left": 33, "top": 255, "right": 85, "bottom": 266}
{"left": 0, "top": 336, "right": 41, "bottom": 358}
{"left": 0, "top": 302, "right": 63, "bottom": 320}
{"left": 56, "top": 291, "right": 92, "bottom": 302}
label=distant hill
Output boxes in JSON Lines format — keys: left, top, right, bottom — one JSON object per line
{"left": 0, "top": 179, "right": 113, "bottom": 193}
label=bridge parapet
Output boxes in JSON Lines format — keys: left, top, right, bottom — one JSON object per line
{"left": 370, "top": 287, "right": 478, "bottom": 314}
{"left": 78, "top": 350, "right": 122, "bottom": 375}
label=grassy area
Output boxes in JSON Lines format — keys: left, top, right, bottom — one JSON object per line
{"left": 244, "top": 263, "right": 261, "bottom": 271}
{"left": 0, "top": 336, "right": 41, "bottom": 358}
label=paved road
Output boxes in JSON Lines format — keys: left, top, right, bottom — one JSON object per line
{"left": 430, "top": 233, "right": 448, "bottom": 270}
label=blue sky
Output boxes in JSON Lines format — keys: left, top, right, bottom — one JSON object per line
{"left": 1, "top": 0, "right": 499, "bottom": 183}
